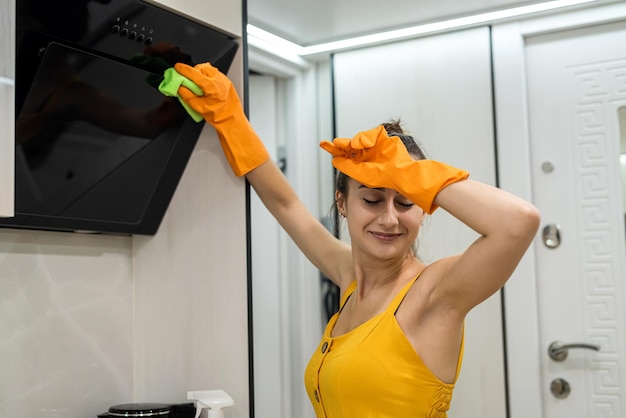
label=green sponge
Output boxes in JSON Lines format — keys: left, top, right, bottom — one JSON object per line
{"left": 158, "top": 67, "right": 204, "bottom": 123}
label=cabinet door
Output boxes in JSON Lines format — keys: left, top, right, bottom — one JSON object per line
{"left": 0, "top": 0, "right": 15, "bottom": 217}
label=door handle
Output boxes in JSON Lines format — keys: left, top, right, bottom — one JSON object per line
{"left": 548, "top": 340, "right": 600, "bottom": 362}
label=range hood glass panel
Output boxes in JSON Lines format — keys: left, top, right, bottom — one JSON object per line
{"left": 7, "top": 0, "right": 239, "bottom": 235}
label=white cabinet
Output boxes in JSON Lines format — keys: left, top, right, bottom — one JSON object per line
{"left": 146, "top": 0, "right": 242, "bottom": 37}
{"left": 0, "top": 0, "right": 15, "bottom": 217}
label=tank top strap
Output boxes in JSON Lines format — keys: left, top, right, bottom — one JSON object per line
{"left": 339, "top": 281, "right": 358, "bottom": 311}
{"left": 387, "top": 270, "right": 424, "bottom": 313}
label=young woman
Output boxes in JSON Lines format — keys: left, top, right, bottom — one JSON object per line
{"left": 170, "top": 62, "right": 541, "bottom": 418}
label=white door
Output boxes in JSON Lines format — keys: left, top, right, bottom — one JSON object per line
{"left": 526, "top": 20, "right": 626, "bottom": 416}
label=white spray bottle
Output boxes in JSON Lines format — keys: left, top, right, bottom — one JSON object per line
{"left": 187, "top": 390, "right": 235, "bottom": 418}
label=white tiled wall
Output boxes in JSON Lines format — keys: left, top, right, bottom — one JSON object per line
{"left": 0, "top": 230, "right": 134, "bottom": 418}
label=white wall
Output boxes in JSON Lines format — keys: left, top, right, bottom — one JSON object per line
{"left": 0, "top": 1, "right": 250, "bottom": 418}
{"left": 148, "top": 0, "right": 242, "bottom": 37}
{"left": 0, "top": 230, "right": 134, "bottom": 417}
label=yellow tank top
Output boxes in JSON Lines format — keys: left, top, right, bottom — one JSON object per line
{"left": 304, "top": 275, "right": 464, "bottom": 418}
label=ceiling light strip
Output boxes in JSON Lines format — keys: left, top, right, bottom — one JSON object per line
{"left": 246, "top": 25, "right": 305, "bottom": 55}
{"left": 301, "top": 0, "right": 597, "bottom": 54}
{"left": 248, "top": 0, "right": 598, "bottom": 57}
{"left": 247, "top": 33, "right": 309, "bottom": 66}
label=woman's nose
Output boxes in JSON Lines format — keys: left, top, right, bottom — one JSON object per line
{"left": 378, "top": 201, "right": 399, "bottom": 226}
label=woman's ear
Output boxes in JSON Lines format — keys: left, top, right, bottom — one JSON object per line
{"left": 335, "top": 190, "right": 346, "bottom": 217}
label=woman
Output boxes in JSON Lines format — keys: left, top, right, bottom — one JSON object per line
{"left": 170, "top": 62, "right": 541, "bottom": 417}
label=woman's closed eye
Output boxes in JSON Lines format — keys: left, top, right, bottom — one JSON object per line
{"left": 363, "top": 198, "right": 380, "bottom": 206}
{"left": 363, "top": 198, "right": 414, "bottom": 208}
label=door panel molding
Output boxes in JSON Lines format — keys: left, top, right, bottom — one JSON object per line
{"left": 569, "top": 60, "right": 626, "bottom": 412}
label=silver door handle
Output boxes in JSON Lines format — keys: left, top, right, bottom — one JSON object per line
{"left": 548, "top": 340, "right": 600, "bottom": 362}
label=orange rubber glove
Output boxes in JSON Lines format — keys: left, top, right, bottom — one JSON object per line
{"left": 174, "top": 62, "right": 269, "bottom": 176}
{"left": 320, "top": 126, "right": 469, "bottom": 214}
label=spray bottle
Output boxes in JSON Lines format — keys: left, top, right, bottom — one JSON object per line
{"left": 187, "top": 390, "right": 235, "bottom": 418}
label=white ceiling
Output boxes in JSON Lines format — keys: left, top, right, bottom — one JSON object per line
{"left": 246, "top": 0, "right": 626, "bottom": 151}
{"left": 247, "top": 0, "right": 558, "bottom": 46}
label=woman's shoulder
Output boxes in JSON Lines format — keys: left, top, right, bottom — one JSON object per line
{"left": 418, "top": 255, "right": 462, "bottom": 283}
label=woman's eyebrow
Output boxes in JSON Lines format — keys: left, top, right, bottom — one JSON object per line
{"left": 358, "top": 185, "right": 385, "bottom": 191}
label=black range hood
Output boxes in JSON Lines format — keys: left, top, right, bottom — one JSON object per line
{"left": 4, "top": 0, "right": 238, "bottom": 235}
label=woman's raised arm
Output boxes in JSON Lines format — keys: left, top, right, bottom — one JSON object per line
{"left": 430, "top": 179, "right": 540, "bottom": 316}
{"left": 245, "top": 161, "right": 352, "bottom": 286}
{"left": 172, "top": 62, "right": 352, "bottom": 286}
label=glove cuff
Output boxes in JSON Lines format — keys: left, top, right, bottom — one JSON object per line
{"left": 399, "top": 160, "right": 469, "bottom": 214}
{"left": 214, "top": 115, "right": 270, "bottom": 176}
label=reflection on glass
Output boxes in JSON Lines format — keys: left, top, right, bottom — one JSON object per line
{"left": 15, "top": 43, "right": 185, "bottom": 218}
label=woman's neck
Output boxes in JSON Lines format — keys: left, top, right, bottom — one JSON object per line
{"left": 352, "top": 252, "right": 422, "bottom": 299}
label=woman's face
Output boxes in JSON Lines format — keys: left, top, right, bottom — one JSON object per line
{"left": 338, "top": 180, "right": 424, "bottom": 261}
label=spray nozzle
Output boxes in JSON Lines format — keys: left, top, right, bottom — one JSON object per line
{"left": 187, "top": 390, "right": 235, "bottom": 418}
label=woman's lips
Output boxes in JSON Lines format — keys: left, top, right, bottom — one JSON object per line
{"left": 370, "top": 231, "right": 401, "bottom": 241}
